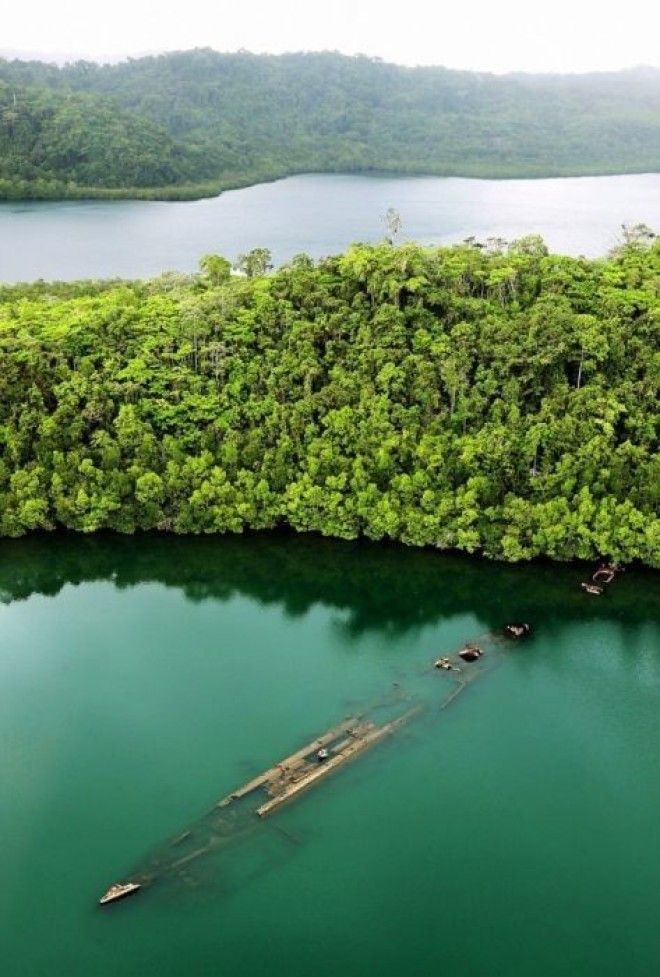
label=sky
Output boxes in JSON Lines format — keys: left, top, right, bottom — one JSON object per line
{"left": 3, "top": 0, "right": 659, "bottom": 74}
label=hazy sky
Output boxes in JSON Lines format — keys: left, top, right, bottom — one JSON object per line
{"left": 4, "top": 0, "right": 659, "bottom": 73}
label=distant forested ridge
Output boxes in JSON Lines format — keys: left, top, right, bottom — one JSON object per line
{"left": 0, "top": 50, "right": 659, "bottom": 199}
{"left": 0, "top": 234, "right": 658, "bottom": 565}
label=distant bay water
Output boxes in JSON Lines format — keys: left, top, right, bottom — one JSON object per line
{"left": 0, "top": 172, "right": 659, "bottom": 283}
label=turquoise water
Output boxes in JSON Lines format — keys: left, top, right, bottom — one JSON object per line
{"left": 1, "top": 172, "right": 659, "bottom": 282}
{"left": 1, "top": 533, "right": 659, "bottom": 976}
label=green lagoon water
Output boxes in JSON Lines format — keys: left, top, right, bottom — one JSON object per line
{"left": 1, "top": 533, "right": 659, "bottom": 977}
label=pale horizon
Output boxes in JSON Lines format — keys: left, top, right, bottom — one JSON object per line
{"left": 1, "top": 45, "right": 659, "bottom": 78}
{"left": 2, "top": 0, "right": 659, "bottom": 75}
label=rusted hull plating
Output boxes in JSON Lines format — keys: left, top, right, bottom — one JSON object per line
{"left": 216, "top": 709, "right": 420, "bottom": 820}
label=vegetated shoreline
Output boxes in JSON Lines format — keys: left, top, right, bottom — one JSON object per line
{"left": 3, "top": 164, "right": 660, "bottom": 204}
{"left": 0, "top": 236, "right": 657, "bottom": 567}
{"left": 2, "top": 51, "right": 660, "bottom": 201}
{"left": 0, "top": 167, "right": 287, "bottom": 203}
{"left": 3, "top": 523, "right": 659, "bottom": 582}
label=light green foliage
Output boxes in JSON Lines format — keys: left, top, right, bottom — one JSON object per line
{"left": 200, "top": 254, "right": 232, "bottom": 285}
{"left": 0, "top": 238, "right": 657, "bottom": 565}
{"left": 0, "top": 53, "right": 659, "bottom": 199}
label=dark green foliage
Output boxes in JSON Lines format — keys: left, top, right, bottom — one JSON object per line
{"left": 0, "top": 237, "right": 658, "bottom": 565}
{"left": 0, "top": 51, "right": 659, "bottom": 199}
{"left": 0, "top": 80, "right": 200, "bottom": 195}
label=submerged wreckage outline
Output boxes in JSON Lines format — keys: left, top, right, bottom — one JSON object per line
{"left": 98, "top": 558, "right": 617, "bottom": 907}
{"left": 98, "top": 621, "right": 532, "bottom": 907}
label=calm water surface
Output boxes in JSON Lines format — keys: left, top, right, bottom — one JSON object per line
{"left": 1, "top": 172, "right": 659, "bottom": 282}
{"left": 1, "top": 533, "right": 659, "bottom": 976}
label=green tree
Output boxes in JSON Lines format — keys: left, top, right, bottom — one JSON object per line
{"left": 235, "top": 248, "right": 273, "bottom": 279}
{"left": 200, "top": 254, "right": 232, "bottom": 285}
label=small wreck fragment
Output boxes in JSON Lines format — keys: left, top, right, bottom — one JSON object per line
{"left": 99, "top": 881, "right": 141, "bottom": 906}
{"left": 504, "top": 623, "right": 532, "bottom": 639}
{"left": 581, "top": 560, "right": 624, "bottom": 596}
{"left": 434, "top": 656, "right": 459, "bottom": 671}
{"left": 459, "top": 644, "right": 483, "bottom": 663}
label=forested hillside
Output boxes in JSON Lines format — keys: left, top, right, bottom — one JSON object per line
{"left": 0, "top": 50, "right": 659, "bottom": 199}
{"left": 0, "top": 79, "right": 218, "bottom": 199}
{"left": 0, "top": 235, "right": 657, "bottom": 564}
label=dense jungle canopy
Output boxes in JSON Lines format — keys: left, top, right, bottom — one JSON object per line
{"left": 0, "top": 235, "right": 658, "bottom": 564}
{"left": 0, "top": 50, "right": 659, "bottom": 199}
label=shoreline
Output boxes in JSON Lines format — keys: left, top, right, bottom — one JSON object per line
{"left": 1, "top": 165, "right": 659, "bottom": 204}
{"left": 0, "top": 524, "right": 658, "bottom": 573}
